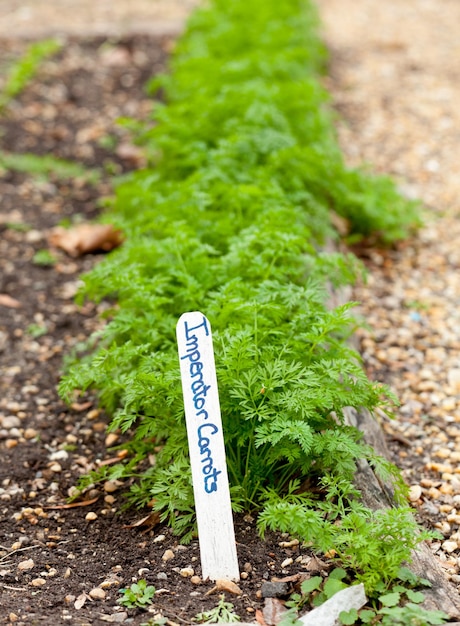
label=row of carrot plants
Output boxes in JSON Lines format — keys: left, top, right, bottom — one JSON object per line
{"left": 60, "top": 0, "right": 427, "bottom": 594}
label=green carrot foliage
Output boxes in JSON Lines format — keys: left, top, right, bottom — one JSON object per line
{"left": 60, "top": 0, "right": 424, "bottom": 591}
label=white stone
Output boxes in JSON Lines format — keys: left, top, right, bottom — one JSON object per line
{"left": 89, "top": 587, "right": 106, "bottom": 600}
{"left": 448, "top": 369, "right": 460, "bottom": 392}
{"left": 408, "top": 485, "right": 422, "bottom": 502}
{"left": 17, "top": 558, "right": 34, "bottom": 571}
{"left": 442, "top": 540, "right": 458, "bottom": 553}
{"left": 180, "top": 567, "right": 195, "bottom": 577}
{"left": 299, "top": 583, "right": 367, "bottom": 626}
{"left": 162, "top": 549, "right": 175, "bottom": 562}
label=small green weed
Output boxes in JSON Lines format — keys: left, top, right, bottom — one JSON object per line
{"left": 118, "top": 579, "right": 156, "bottom": 608}
{"left": 279, "top": 568, "right": 354, "bottom": 626}
{"left": 0, "top": 38, "right": 61, "bottom": 110}
{"left": 26, "top": 323, "right": 47, "bottom": 339}
{"left": 97, "top": 134, "right": 119, "bottom": 150}
{"left": 0, "top": 151, "right": 100, "bottom": 183}
{"left": 194, "top": 595, "right": 240, "bottom": 623}
{"left": 32, "top": 249, "right": 56, "bottom": 266}
{"left": 340, "top": 586, "right": 448, "bottom": 625}
{"left": 6, "top": 221, "right": 31, "bottom": 232}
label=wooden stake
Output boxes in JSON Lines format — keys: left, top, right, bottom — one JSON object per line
{"left": 176, "top": 311, "right": 239, "bottom": 582}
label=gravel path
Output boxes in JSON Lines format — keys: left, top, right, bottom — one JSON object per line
{"left": 319, "top": 0, "right": 460, "bottom": 583}
{"left": 0, "top": 0, "right": 199, "bottom": 38}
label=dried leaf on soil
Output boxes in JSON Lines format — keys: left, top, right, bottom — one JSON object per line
{"left": 49, "top": 224, "right": 124, "bottom": 257}
{"left": 70, "top": 401, "right": 93, "bottom": 412}
{"left": 0, "top": 294, "right": 21, "bottom": 308}
{"left": 74, "top": 593, "right": 87, "bottom": 610}
{"left": 206, "top": 579, "right": 243, "bottom": 596}
{"left": 262, "top": 598, "right": 288, "bottom": 626}
{"left": 43, "top": 496, "right": 99, "bottom": 510}
{"left": 255, "top": 608, "right": 268, "bottom": 626}
{"left": 122, "top": 511, "right": 161, "bottom": 530}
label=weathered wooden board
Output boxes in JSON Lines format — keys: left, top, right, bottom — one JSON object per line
{"left": 327, "top": 254, "right": 460, "bottom": 617}
{"left": 344, "top": 405, "right": 460, "bottom": 617}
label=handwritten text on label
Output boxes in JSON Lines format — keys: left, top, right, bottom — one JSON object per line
{"left": 176, "top": 311, "right": 239, "bottom": 581}
{"left": 179, "top": 315, "right": 221, "bottom": 494}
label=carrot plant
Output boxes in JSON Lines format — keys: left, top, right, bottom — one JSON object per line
{"left": 60, "top": 0, "right": 425, "bottom": 591}
{"left": 0, "top": 38, "right": 61, "bottom": 111}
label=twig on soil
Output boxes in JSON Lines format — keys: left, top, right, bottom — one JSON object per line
{"left": 0, "top": 544, "right": 42, "bottom": 563}
{"left": 42, "top": 496, "right": 99, "bottom": 509}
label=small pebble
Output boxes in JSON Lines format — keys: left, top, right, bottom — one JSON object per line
{"left": 261, "top": 581, "right": 291, "bottom": 598}
{"left": 448, "top": 369, "right": 460, "bottom": 392}
{"left": 442, "top": 540, "right": 458, "bottom": 553}
{"left": 281, "top": 557, "right": 293, "bottom": 568}
{"left": 190, "top": 575, "right": 201, "bottom": 585}
{"left": 162, "top": 549, "right": 175, "bottom": 562}
{"left": 153, "top": 534, "right": 166, "bottom": 543}
{"left": 103, "top": 480, "right": 121, "bottom": 493}
{"left": 428, "top": 487, "right": 442, "bottom": 500}
{"left": 24, "top": 428, "right": 38, "bottom": 439}
{"left": 138, "top": 568, "right": 150, "bottom": 576}
{"left": 100, "top": 579, "right": 119, "bottom": 589}
{"left": 408, "top": 485, "right": 422, "bottom": 502}
{"left": 30, "top": 578, "right": 46, "bottom": 586}
{"left": 49, "top": 450, "right": 69, "bottom": 461}
{"left": 436, "top": 521, "right": 452, "bottom": 535}
{"left": 17, "top": 558, "right": 34, "bottom": 571}
{"left": 1, "top": 416, "right": 21, "bottom": 429}
{"left": 85, "top": 512, "right": 98, "bottom": 521}
{"left": 279, "top": 539, "right": 299, "bottom": 548}
{"left": 89, "top": 587, "right": 106, "bottom": 600}
{"left": 105, "top": 433, "right": 119, "bottom": 447}
{"left": 180, "top": 567, "right": 194, "bottom": 577}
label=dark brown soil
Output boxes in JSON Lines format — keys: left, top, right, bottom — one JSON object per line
{"left": 0, "top": 36, "right": 322, "bottom": 626}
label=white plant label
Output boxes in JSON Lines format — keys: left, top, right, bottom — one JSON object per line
{"left": 176, "top": 311, "right": 239, "bottom": 582}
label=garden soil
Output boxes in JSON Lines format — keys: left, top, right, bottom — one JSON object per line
{"left": 1, "top": 1, "right": 460, "bottom": 624}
